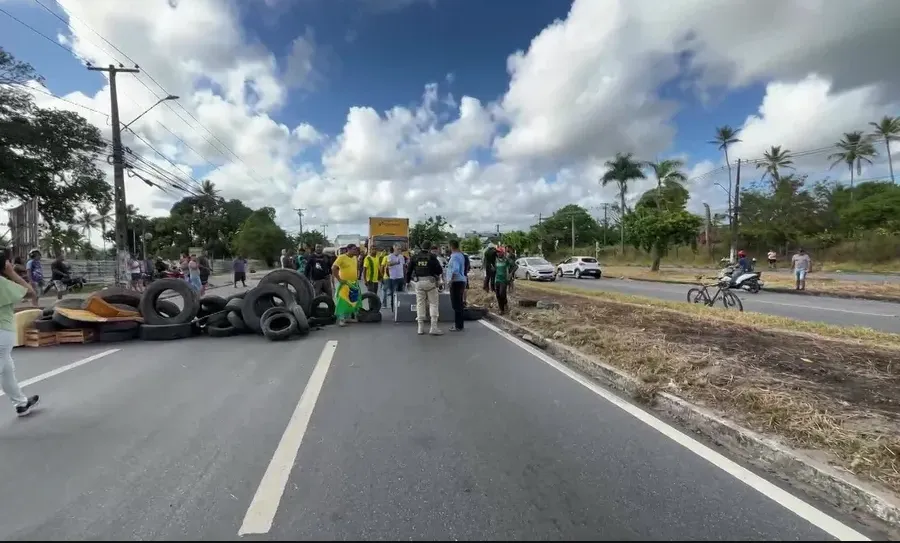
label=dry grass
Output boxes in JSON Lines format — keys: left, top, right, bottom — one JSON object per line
{"left": 470, "top": 283, "right": 900, "bottom": 493}
{"left": 601, "top": 265, "right": 900, "bottom": 300}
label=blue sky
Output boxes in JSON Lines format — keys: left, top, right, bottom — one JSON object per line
{"left": 1, "top": 0, "right": 767, "bottom": 169}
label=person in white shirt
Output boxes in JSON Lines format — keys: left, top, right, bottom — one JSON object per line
{"left": 128, "top": 258, "right": 143, "bottom": 292}
{"left": 767, "top": 250, "right": 777, "bottom": 270}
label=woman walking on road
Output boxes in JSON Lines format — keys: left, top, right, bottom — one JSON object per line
{"left": 0, "top": 252, "right": 40, "bottom": 416}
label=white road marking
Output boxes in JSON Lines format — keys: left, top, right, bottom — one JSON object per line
{"left": 749, "top": 298, "right": 897, "bottom": 317}
{"left": 0, "top": 349, "right": 120, "bottom": 397}
{"left": 479, "top": 319, "right": 869, "bottom": 542}
{"left": 238, "top": 340, "right": 339, "bottom": 536}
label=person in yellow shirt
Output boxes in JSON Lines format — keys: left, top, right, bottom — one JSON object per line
{"left": 363, "top": 248, "right": 382, "bottom": 297}
{"left": 332, "top": 244, "right": 361, "bottom": 326}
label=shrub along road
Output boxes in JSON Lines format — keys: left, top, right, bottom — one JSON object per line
{"left": 0, "top": 302, "right": 878, "bottom": 540}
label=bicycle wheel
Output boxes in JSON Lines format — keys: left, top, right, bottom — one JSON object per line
{"left": 721, "top": 291, "right": 744, "bottom": 311}
{"left": 687, "top": 288, "right": 708, "bottom": 304}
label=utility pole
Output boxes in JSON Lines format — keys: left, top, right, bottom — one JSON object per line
{"left": 702, "top": 202, "right": 712, "bottom": 261}
{"left": 729, "top": 159, "right": 742, "bottom": 262}
{"left": 601, "top": 203, "right": 609, "bottom": 246}
{"left": 88, "top": 63, "right": 140, "bottom": 285}
{"left": 294, "top": 208, "right": 306, "bottom": 235}
{"left": 570, "top": 214, "right": 575, "bottom": 253}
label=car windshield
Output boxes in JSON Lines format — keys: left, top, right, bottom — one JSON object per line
{"left": 525, "top": 258, "right": 549, "bottom": 266}
{"left": 580, "top": 257, "right": 598, "bottom": 263}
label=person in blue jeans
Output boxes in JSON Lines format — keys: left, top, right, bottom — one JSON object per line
{"left": 382, "top": 245, "right": 406, "bottom": 309}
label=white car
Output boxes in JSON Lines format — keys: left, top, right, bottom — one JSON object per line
{"left": 556, "top": 256, "right": 602, "bottom": 279}
{"left": 468, "top": 254, "right": 483, "bottom": 269}
{"left": 515, "top": 257, "right": 556, "bottom": 281}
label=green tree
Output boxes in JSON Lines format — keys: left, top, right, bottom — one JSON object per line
{"left": 828, "top": 131, "right": 877, "bottom": 201}
{"left": 0, "top": 50, "right": 111, "bottom": 224}
{"left": 870, "top": 116, "right": 900, "bottom": 184}
{"left": 601, "top": 152, "right": 645, "bottom": 253}
{"left": 460, "top": 236, "right": 482, "bottom": 254}
{"left": 644, "top": 159, "right": 687, "bottom": 211}
{"left": 95, "top": 199, "right": 113, "bottom": 256}
{"left": 409, "top": 215, "right": 452, "bottom": 249}
{"left": 231, "top": 207, "right": 290, "bottom": 266}
{"left": 532, "top": 204, "right": 602, "bottom": 254}
{"left": 623, "top": 208, "right": 703, "bottom": 271}
{"left": 500, "top": 230, "right": 533, "bottom": 254}
{"left": 757, "top": 145, "right": 794, "bottom": 188}
{"left": 710, "top": 125, "right": 741, "bottom": 210}
{"left": 295, "top": 229, "right": 329, "bottom": 249}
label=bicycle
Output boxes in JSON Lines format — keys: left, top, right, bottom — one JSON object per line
{"left": 686, "top": 276, "right": 744, "bottom": 311}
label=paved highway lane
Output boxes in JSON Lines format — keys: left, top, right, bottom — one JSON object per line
{"left": 0, "top": 321, "right": 876, "bottom": 540}
{"left": 547, "top": 276, "right": 900, "bottom": 332}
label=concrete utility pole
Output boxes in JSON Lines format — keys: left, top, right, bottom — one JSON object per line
{"left": 88, "top": 63, "right": 140, "bottom": 285}
{"left": 601, "top": 203, "right": 609, "bottom": 246}
{"left": 294, "top": 208, "right": 306, "bottom": 235}
{"left": 570, "top": 214, "right": 576, "bottom": 253}
{"left": 729, "top": 159, "right": 742, "bottom": 262}
{"left": 702, "top": 202, "right": 712, "bottom": 260}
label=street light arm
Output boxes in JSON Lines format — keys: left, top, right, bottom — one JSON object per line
{"left": 122, "top": 94, "right": 179, "bottom": 131}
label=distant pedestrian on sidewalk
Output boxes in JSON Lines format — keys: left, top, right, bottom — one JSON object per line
{"left": 232, "top": 255, "right": 248, "bottom": 287}
{"left": 446, "top": 239, "right": 467, "bottom": 331}
{"left": 0, "top": 252, "right": 40, "bottom": 416}
{"left": 791, "top": 247, "right": 811, "bottom": 291}
{"left": 767, "top": 249, "right": 777, "bottom": 270}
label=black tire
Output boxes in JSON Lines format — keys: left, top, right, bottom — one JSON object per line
{"left": 41, "top": 306, "right": 55, "bottom": 318}
{"left": 290, "top": 305, "right": 310, "bottom": 335}
{"left": 357, "top": 311, "right": 383, "bottom": 323}
{"left": 225, "top": 292, "right": 247, "bottom": 302}
{"left": 207, "top": 322, "right": 241, "bottom": 338}
{"left": 687, "top": 288, "right": 707, "bottom": 305}
{"left": 92, "top": 286, "right": 142, "bottom": 308}
{"left": 242, "top": 284, "right": 295, "bottom": 334}
{"left": 463, "top": 306, "right": 488, "bottom": 321}
{"left": 155, "top": 300, "right": 181, "bottom": 318}
{"left": 261, "top": 307, "right": 298, "bottom": 340}
{"left": 139, "top": 279, "right": 200, "bottom": 326}
{"left": 96, "top": 327, "right": 139, "bottom": 342}
{"left": 224, "top": 297, "right": 244, "bottom": 313}
{"left": 722, "top": 291, "right": 744, "bottom": 312}
{"left": 33, "top": 316, "right": 59, "bottom": 332}
{"left": 574, "top": 269, "right": 582, "bottom": 279}
{"left": 138, "top": 322, "right": 195, "bottom": 341}
{"left": 309, "top": 315, "right": 336, "bottom": 327}
{"left": 358, "top": 292, "right": 382, "bottom": 315}
{"left": 199, "top": 295, "right": 228, "bottom": 316}
{"left": 51, "top": 309, "right": 84, "bottom": 330}
{"left": 259, "top": 269, "right": 315, "bottom": 317}
{"left": 55, "top": 298, "right": 83, "bottom": 310}
{"left": 96, "top": 320, "right": 140, "bottom": 333}
{"left": 226, "top": 310, "right": 248, "bottom": 332}
{"left": 310, "top": 294, "right": 335, "bottom": 319}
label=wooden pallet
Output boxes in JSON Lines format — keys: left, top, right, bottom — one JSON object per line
{"left": 24, "top": 328, "right": 95, "bottom": 348}
{"left": 24, "top": 329, "right": 58, "bottom": 348}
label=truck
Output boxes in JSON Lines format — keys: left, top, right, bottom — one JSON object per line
{"left": 368, "top": 217, "right": 410, "bottom": 256}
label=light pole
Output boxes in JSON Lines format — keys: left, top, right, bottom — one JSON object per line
{"left": 122, "top": 94, "right": 179, "bottom": 131}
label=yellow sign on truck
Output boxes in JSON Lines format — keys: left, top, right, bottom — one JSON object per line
{"left": 368, "top": 217, "right": 410, "bottom": 256}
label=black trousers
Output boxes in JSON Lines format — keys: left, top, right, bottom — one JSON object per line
{"left": 483, "top": 265, "right": 496, "bottom": 291}
{"left": 450, "top": 281, "right": 466, "bottom": 330}
{"left": 495, "top": 283, "right": 508, "bottom": 313}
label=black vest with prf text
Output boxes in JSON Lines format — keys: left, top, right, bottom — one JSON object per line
{"left": 414, "top": 251, "right": 434, "bottom": 280}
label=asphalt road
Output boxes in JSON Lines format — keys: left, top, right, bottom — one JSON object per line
{"left": 627, "top": 266, "right": 900, "bottom": 284}
{"left": 544, "top": 276, "right": 900, "bottom": 333}
{"left": 0, "top": 306, "right": 878, "bottom": 539}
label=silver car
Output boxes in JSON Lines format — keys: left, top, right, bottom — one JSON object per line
{"left": 515, "top": 257, "right": 556, "bottom": 281}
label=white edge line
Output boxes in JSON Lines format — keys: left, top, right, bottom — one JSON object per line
{"left": 479, "top": 319, "right": 869, "bottom": 542}
{"left": 238, "top": 340, "right": 339, "bottom": 537}
{"left": 0, "top": 348, "right": 121, "bottom": 397}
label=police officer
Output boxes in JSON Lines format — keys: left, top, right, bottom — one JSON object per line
{"left": 405, "top": 241, "right": 445, "bottom": 335}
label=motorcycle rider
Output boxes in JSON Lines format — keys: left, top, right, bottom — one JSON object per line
{"left": 48, "top": 254, "right": 71, "bottom": 300}
{"left": 406, "top": 241, "right": 444, "bottom": 336}
{"left": 731, "top": 250, "right": 750, "bottom": 285}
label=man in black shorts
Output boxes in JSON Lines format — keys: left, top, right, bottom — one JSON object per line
{"left": 198, "top": 251, "right": 211, "bottom": 295}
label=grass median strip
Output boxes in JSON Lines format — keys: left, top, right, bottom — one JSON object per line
{"left": 601, "top": 265, "right": 900, "bottom": 301}
{"left": 470, "top": 282, "right": 900, "bottom": 495}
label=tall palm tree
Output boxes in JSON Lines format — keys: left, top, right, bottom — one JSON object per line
{"left": 199, "top": 179, "right": 220, "bottom": 199}
{"left": 828, "top": 131, "right": 878, "bottom": 202}
{"left": 601, "top": 152, "right": 645, "bottom": 254}
{"left": 757, "top": 145, "right": 794, "bottom": 188}
{"left": 647, "top": 158, "right": 687, "bottom": 210}
{"left": 870, "top": 115, "right": 900, "bottom": 184}
{"left": 710, "top": 125, "right": 741, "bottom": 212}
{"left": 77, "top": 207, "right": 98, "bottom": 244}
{"left": 95, "top": 199, "right": 112, "bottom": 257}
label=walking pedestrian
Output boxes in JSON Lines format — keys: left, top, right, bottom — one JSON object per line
{"left": 791, "top": 247, "right": 811, "bottom": 291}
{"left": 493, "top": 247, "right": 512, "bottom": 314}
{"left": 197, "top": 252, "right": 211, "bottom": 295}
{"left": 305, "top": 244, "right": 334, "bottom": 298}
{"left": 332, "top": 244, "right": 361, "bottom": 327}
{"left": 232, "top": 255, "right": 248, "bottom": 287}
{"left": 406, "top": 242, "right": 444, "bottom": 335}
{"left": 25, "top": 249, "right": 43, "bottom": 307}
{"left": 447, "top": 239, "right": 467, "bottom": 331}
{"left": 0, "top": 252, "right": 40, "bottom": 416}
{"left": 363, "top": 247, "right": 381, "bottom": 296}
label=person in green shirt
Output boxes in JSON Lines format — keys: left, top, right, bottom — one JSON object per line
{"left": 0, "top": 252, "right": 41, "bottom": 416}
{"left": 493, "top": 248, "right": 516, "bottom": 314}
{"left": 295, "top": 248, "right": 308, "bottom": 274}
{"left": 363, "top": 249, "right": 382, "bottom": 296}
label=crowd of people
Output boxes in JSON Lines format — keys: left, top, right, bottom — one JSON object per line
{"left": 274, "top": 241, "right": 519, "bottom": 334}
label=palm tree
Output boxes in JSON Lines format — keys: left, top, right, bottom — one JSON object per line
{"left": 199, "top": 179, "right": 220, "bottom": 199}
{"left": 601, "top": 152, "right": 645, "bottom": 254}
{"left": 710, "top": 125, "right": 741, "bottom": 212}
{"left": 757, "top": 145, "right": 794, "bottom": 188}
{"left": 870, "top": 116, "right": 900, "bottom": 184}
{"left": 77, "top": 207, "right": 98, "bottom": 243}
{"left": 828, "top": 131, "right": 878, "bottom": 202}
{"left": 95, "top": 199, "right": 112, "bottom": 258}
{"left": 647, "top": 158, "right": 687, "bottom": 210}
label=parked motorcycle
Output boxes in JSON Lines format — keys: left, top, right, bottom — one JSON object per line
{"left": 717, "top": 260, "right": 764, "bottom": 293}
